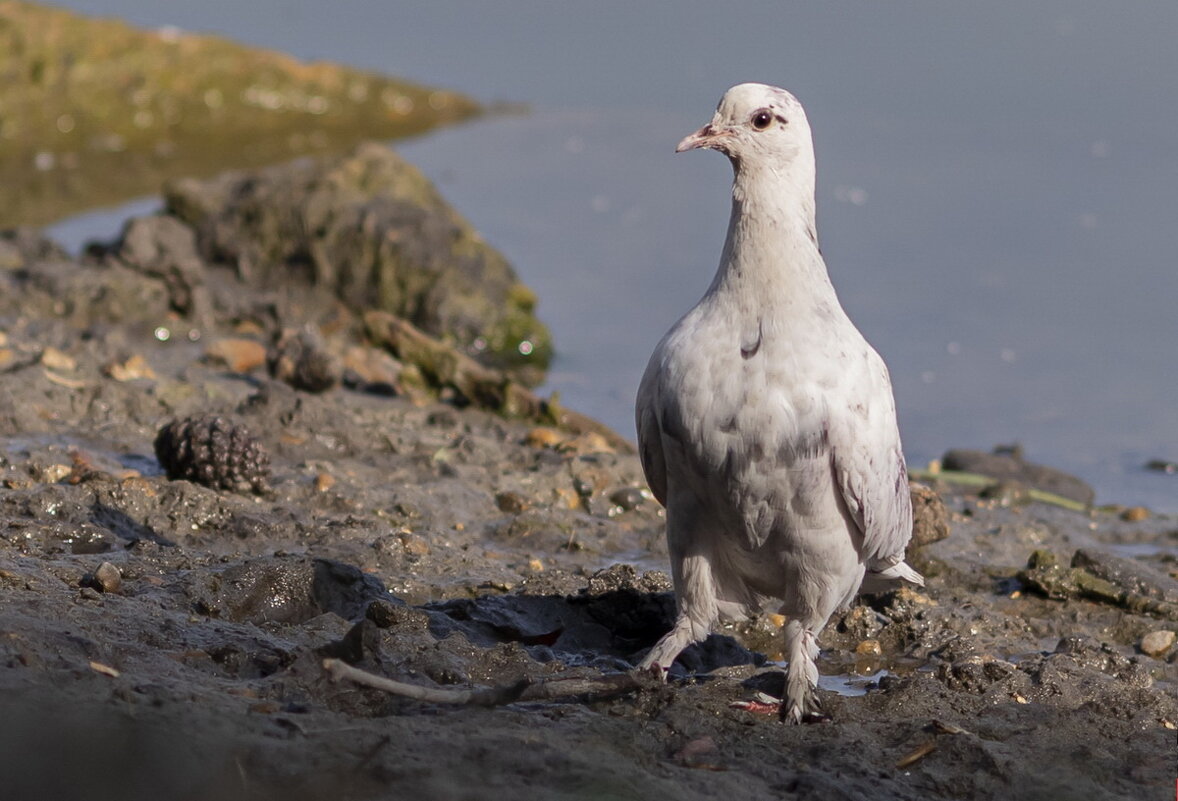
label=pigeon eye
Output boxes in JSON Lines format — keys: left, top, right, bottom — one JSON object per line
{"left": 751, "top": 109, "right": 773, "bottom": 130}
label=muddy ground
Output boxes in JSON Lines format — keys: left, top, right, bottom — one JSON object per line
{"left": 2, "top": 161, "right": 1177, "bottom": 801}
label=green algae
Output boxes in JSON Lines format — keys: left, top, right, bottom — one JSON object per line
{"left": 0, "top": 1, "right": 481, "bottom": 226}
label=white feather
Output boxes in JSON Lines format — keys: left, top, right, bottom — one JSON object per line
{"left": 636, "top": 83, "right": 922, "bottom": 720}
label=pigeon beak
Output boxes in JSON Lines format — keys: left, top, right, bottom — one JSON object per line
{"left": 676, "top": 124, "right": 730, "bottom": 153}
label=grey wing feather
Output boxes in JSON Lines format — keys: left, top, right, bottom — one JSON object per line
{"left": 635, "top": 364, "right": 668, "bottom": 507}
{"left": 829, "top": 403, "right": 912, "bottom": 567}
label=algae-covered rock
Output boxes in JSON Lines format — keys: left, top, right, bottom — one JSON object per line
{"left": 0, "top": 1, "right": 481, "bottom": 225}
{"left": 161, "top": 143, "right": 552, "bottom": 372}
{"left": 942, "top": 444, "right": 1095, "bottom": 506}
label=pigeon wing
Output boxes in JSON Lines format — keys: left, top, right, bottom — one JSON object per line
{"left": 828, "top": 375, "right": 912, "bottom": 567}
{"left": 635, "top": 357, "right": 669, "bottom": 507}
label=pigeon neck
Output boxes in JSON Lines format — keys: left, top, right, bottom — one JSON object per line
{"left": 731, "top": 159, "right": 817, "bottom": 244}
{"left": 709, "top": 162, "right": 826, "bottom": 299}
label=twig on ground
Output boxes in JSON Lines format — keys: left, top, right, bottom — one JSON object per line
{"left": 322, "top": 658, "right": 645, "bottom": 707}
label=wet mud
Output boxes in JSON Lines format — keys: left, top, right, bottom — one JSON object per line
{"left": 1, "top": 161, "right": 1176, "bottom": 801}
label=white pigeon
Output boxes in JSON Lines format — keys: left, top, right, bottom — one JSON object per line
{"left": 635, "top": 83, "right": 923, "bottom": 723}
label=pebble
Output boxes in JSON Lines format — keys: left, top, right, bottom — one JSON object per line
{"left": 525, "top": 427, "right": 564, "bottom": 449}
{"left": 1139, "top": 630, "right": 1175, "bottom": 658}
{"left": 268, "top": 325, "right": 342, "bottom": 393}
{"left": 556, "top": 432, "right": 614, "bottom": 455}
{"left": 398, "top": 532, "right": 430, "bottom": 557}
{"left": 40, "top": 346, "right": 76, "bottom": 371}
{"left": 909, "top": 482, "right": 951, "bottom": 547}
{"left": 341, "top": 344, "right": 402, "bottom": 389}
{"left": 205, "top": 338, "right": 267, "bottom": 373}
{"left": 855, "top": 639, "right": 883, "bottom": 656}
{"left": 495, "top": 491, "right": 529, "bottom": 514}
{"left": 40, "top": 464, "right": 71, "bottom": 483}
{"left": 94, "top": 561, "right": 122, "bottom": 593}
{"left": 1119, "top": 506, "right": 1149, "bottom": 522}
{"left": 608, "top": 487, "right": 646, "bottom": 511}
{"left": 105, "top": 354, "right": 157, "bottom": 382}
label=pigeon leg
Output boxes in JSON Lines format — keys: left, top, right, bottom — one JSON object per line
{"left": 638, "top": 552, "right": 718, "bottom": 678}
{"left": 781, "top": 619, "right": 821, "bottom": 723}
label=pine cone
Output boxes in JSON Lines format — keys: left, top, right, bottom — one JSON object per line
{"left": 154, "top": 415, "right": 270, "bottom": 494}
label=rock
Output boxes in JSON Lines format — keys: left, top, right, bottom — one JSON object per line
{"left": 855, "top": 639, "right": 882, "bottom": 656}
{"left": 164, "top": 143, "right": 551, "bottom": 373}
{"left": 205, "top": 338, "right": 267, "bottom": 373}
{"left": 341, "top": 345, "right": 402, "bottom": 392}
{"left": 187, "top": 556, "right": 388, "bottom": 624}
{"left": 398, "top": 532, "right": 430, "bottom": 557}
{"left": 0, "top": 229, "right": 69, "bottom": 269}
{"left": 94, "top": 562, "right": 122, "bottom": 593}
{"left": 909, "top": 482, "right": 950, "bottom": 547}
{"left": 942, "top": 445, "right": 1095, "bottom": 506}
{"left": 557, "top": 432, "right": 615, "bottom": 455}
{"left": 1021, "top": 549, "right": 1178, "bottom": 619}
{"left": 1071, "top": 550, "right": 1178, "bottom": 604}
{"left": 104, "top": 354, "right": 157, "bottom": 382}
{"left": 268, "top": 325, "right": 343, "bottom": 393}
{"left": 113, "top": 215, "right": 211, "bottom": 322}
{"left": 38, "top": 347, "right": 76, "bottom": 372}
{"left": 1139, "top": 630, "right": 1175, "bottom": 658}
{"left": 1119, "top": 506, "right": 1150, "bottom": 522}
{"left": 525, "top": 427, "right": 564, "bottom": 449}
{"left": 608, "top": 487, "right": 646, "bottom": 512}
{"left": 495, "top": 492, "right": 530, "bottom": 514}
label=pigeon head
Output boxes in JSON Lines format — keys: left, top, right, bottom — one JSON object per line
{"left": 676, "top": 83, "right": 813, "bottom": 168}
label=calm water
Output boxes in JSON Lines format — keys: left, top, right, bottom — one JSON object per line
{"left": 51, "top": 2, "right": 1178, "bottom": 512}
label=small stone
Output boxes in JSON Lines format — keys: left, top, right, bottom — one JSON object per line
{"left": 608, "top": 487, "right": 646, "bottom": 511}
{"left": 909, "top": 482, "right": 950, "bottom": 547}
{"left": 1120, "top": 506, "right": 1150, "bottom": 522}
{"left": 495, "top": 491, "right": 529, "bottom": 514}
{"left": 94, "top": 562, "right": 122, "bottom": 593}
{"left": 314, "top": 472, "right": 336, "bottom": 492}
{"left": 105, "top": 354, "right": 157, "bottom": 382}
{"left": 525, "top": 427, "right": 564, "bottom": 449}
{"left": 365, "top": 599, "right": 399, "bottom": 628}
{"left": 527, "top": 558, "right": 544, "bottom": 572}
{"left": 398, "top": 532, "right": 430, "bottom": 557}
{"left": 205, "top": 338, "right": 267, "bottom": 373}
{"left": 557, "top": 432, "right": 615, "bottom": 455}
{"left": 341, "top": 345, "right": 402, "bottom": 389}
{"left": 894, "top": 586, "right": 935, "bottom": 607}
{"left": 855, "top": 639, "right": 882, "bottom": 656}
{"left": 1140, "top": 630, "right": 1176, "bottom": 658}
{"left": 40, "top": 346, "right": 76, "bottom": 371}
{"left": 268, "top": 325, "right": 342, "bottom": 393}
{"left": 40, "top": 463, "right": 72, "bottom": 483}
{"left": 554, "top": 487, "right": 581, "bottom": 510}
{"left": 978, "top": 480, "right": 1029, "bottom": 506}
